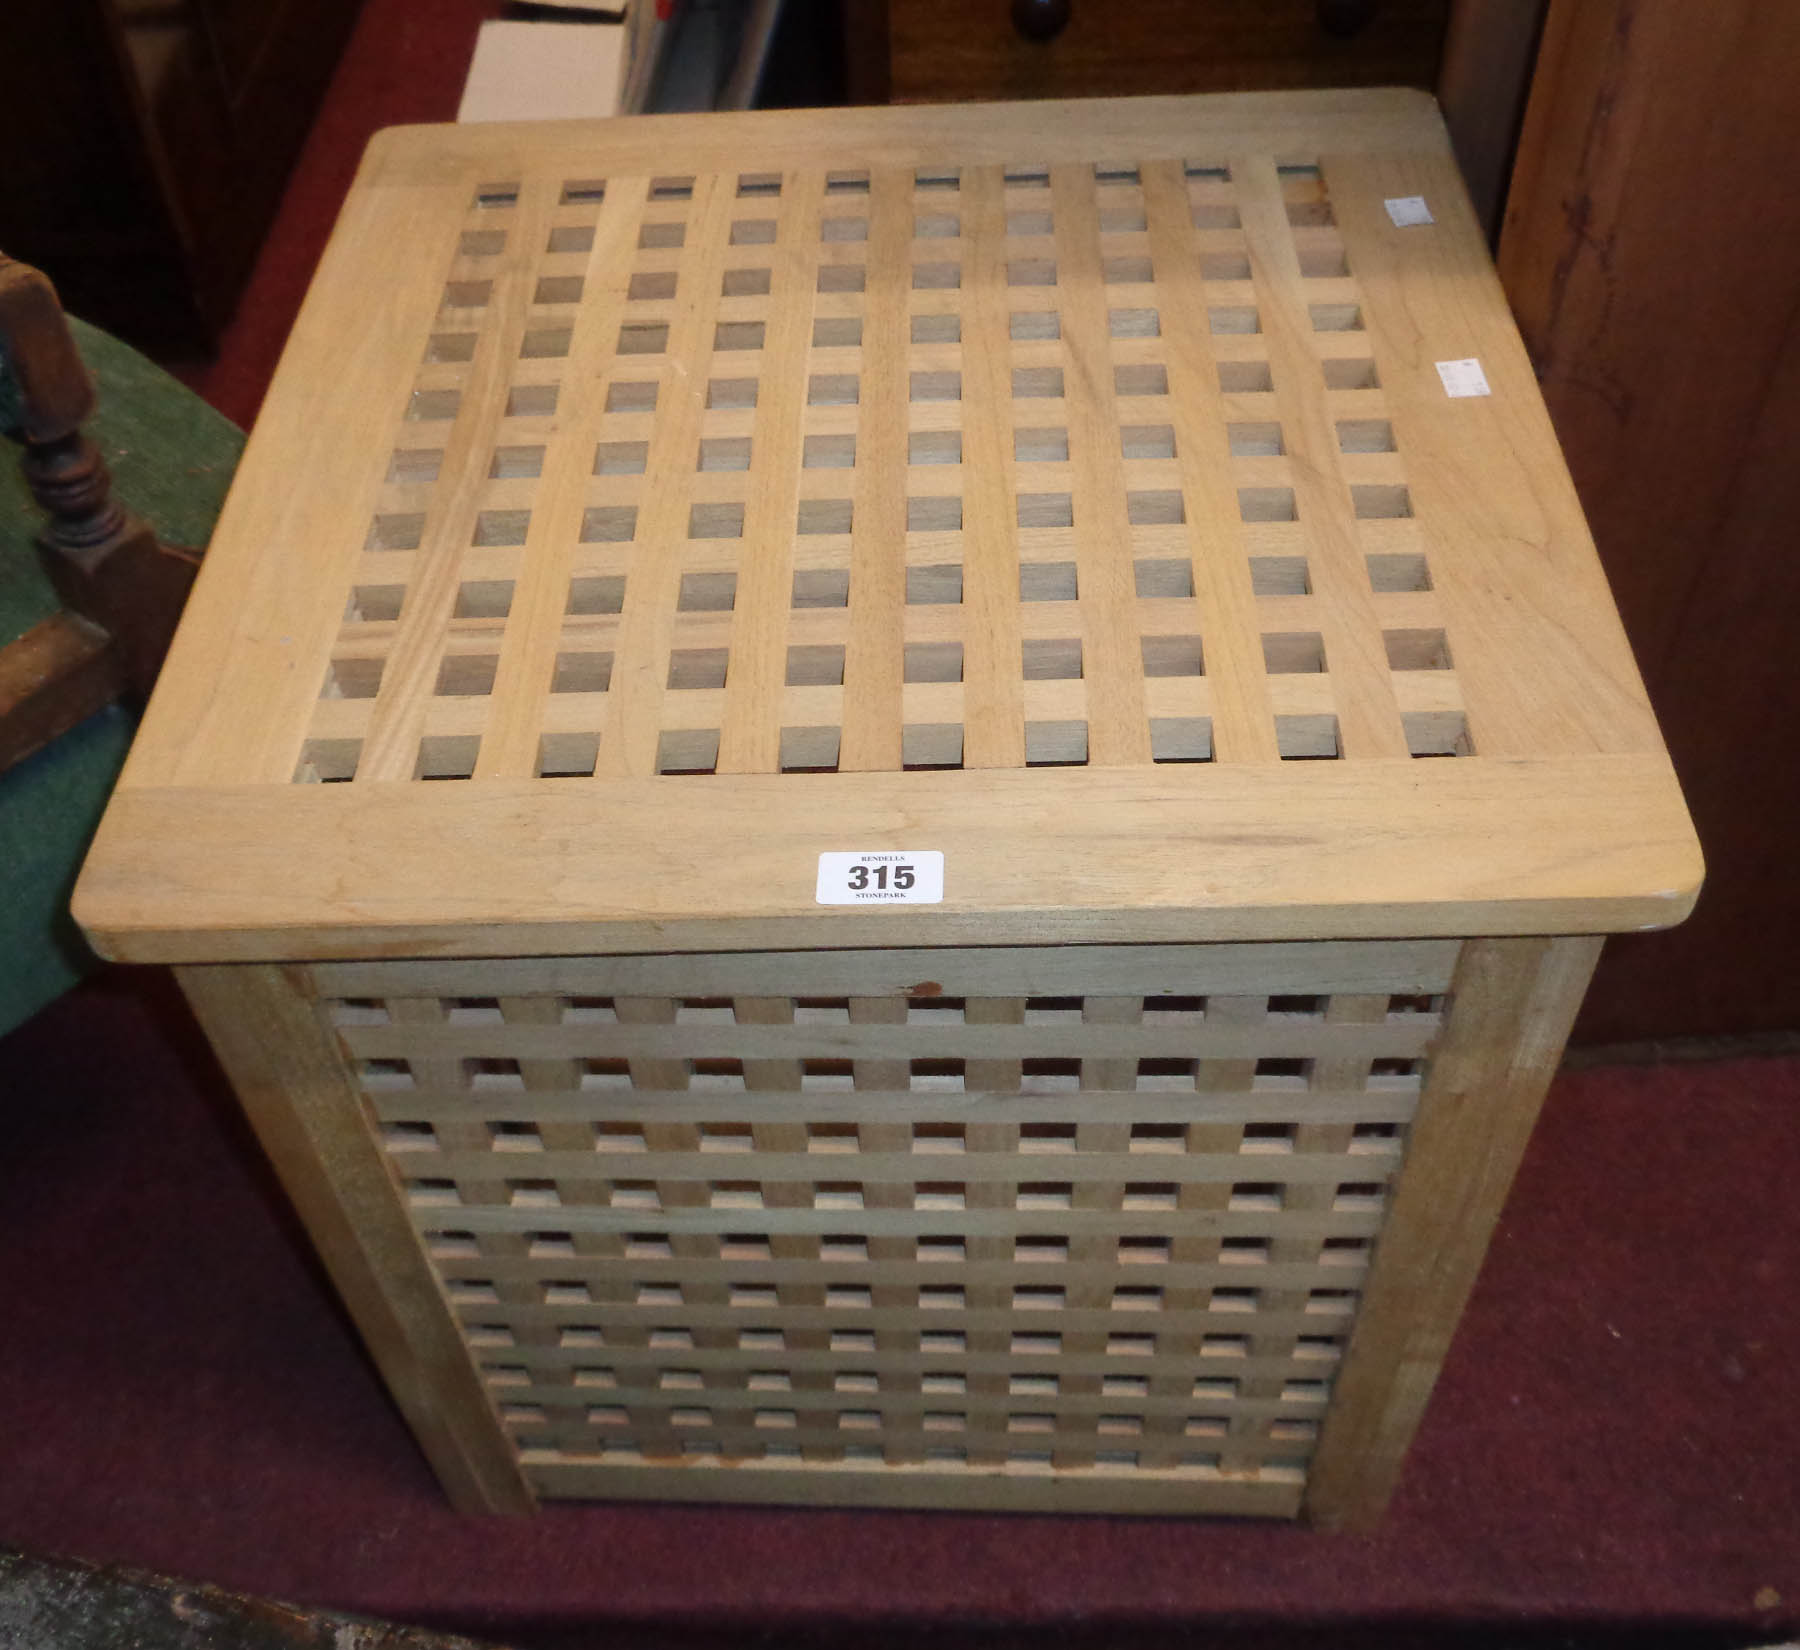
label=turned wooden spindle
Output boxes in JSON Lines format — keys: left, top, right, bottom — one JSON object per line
{"left": 0, "top": 253, "right": 201, "bottom": 704}
{"left": 0, "top": 254, "right": 131, "bottom": 556}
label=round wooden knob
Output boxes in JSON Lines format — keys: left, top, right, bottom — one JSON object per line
{"left": 1316, "top": 0, "right": 1378, "bottom": 39}
{"left": 1012, "top": 0, "right": 1072, "bottom": 43}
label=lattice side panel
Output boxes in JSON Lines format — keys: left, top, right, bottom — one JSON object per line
{"left": 294, "top": 146, "right": 1468, "bottom": 788}
{"left": 316, "top": 949, "right": 1453, "bottom": 1510}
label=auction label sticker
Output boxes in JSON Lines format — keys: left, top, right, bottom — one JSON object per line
{"left": 1385, "top": 194, "right": 1435, "bottom": 227}
{"left": 1436, "top": 357, "right": 1492, "bottom": 398}
{"left": 816, "top": 851, "right": 944, "bottom": 905}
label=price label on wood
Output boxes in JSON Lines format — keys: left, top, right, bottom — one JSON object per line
{"left": 1436, "top": 357, "right": 1492, "bottom": 397}
{"left": 815, "top": 852, "right": 945, "bottom": 905}
{"left": 1384, "top": 195, "right": 1435, "bottom": 227}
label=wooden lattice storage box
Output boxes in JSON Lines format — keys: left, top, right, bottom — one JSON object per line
{"left": 74, "top": 90, "right": 1701, "bottom": 1526}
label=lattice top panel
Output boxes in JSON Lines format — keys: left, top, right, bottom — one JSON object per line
{"left": 79, "top": 94, "right": 1700, "bottom": 961}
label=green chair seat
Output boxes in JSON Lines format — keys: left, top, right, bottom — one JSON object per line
{"left": 1, "top": 316, "right": 242, "bottom": 645}
{"left": 0, "top": 315, "right": 243, "bottom": 1034}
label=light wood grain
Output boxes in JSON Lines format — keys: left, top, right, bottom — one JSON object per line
{"left": 1046, "top": 163, "right": 1150, "bottom": 767}
{"left": 473, "top": 178, "right": 651, "bottom": 779}
{"left": 1235, "top": 152, "right": 1411, "bottom": 763}
{"left": 520, "top": 1452, "right": 1302, "bottom": 1516}
{"left": 74, "top": 89, "right": 1702, "bottom": 1524}
{"left": 364, "top": 92, "right": 1457, "bottom": 188}
{"left": 78, "top": 755, "right": 1696, "bottom": 963}
{"left": 954, "top": 164, "right": 1028, "bottom": 769}
{"left": 84, "top": 88, "right": 1694, "bottom": 967}
{"left": 176, "top": 963, "right": 535, "bottom": 1514}
{"left": 300, "top": 945, "right": 1449, "bottom": 1514}
{"left": 836, "top": 168, "right": 912, "bottom": 771}
{"left": 310, "top": 937, "right": 1457, "bottom": 998}
{"left": 1302, "top": 934, "right": 1602, "bottom": 1528}
{"left": 1323, "top": 145, "right": 1664, "bottom": 759}
{"left": 717, "top": 175, "right": 823, "bottom": 773}
{"left": 1137, "top": 159, "right": 1279, "bottom": 765}
{"left": 117, "top": 158, "right": 464, "bottom": 790}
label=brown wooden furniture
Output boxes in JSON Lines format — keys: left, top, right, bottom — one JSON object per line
{"left": 1495, "top": 0, "right": 1800, "bottom": 1043}
{"left": 1, "top": 255, "right": 242, "bottom": 1036}
{"left": 0, "top": 256, "right": 205, "bottom": 773}
{"left": 0, "top": 0, "right": 362, "bottom": 352}
{"left": 73, "top": 90, "right": 1697, "bottom": 1525}
{"left": 851, "top": 0, "right": 1543, "bottom": 245}
{"left": 857, "top": 0, "right": 1450, "bottom": 106}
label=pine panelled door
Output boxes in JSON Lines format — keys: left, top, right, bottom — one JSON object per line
{"left": 74, "top": 91, "right": 1701, "bottom": 1528}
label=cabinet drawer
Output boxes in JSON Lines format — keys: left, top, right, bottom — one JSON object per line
{"left": 888, "top": 0, "right": 1449, "bottom": 104}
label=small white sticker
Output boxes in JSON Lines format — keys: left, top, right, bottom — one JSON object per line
{"left": 1385, "top": 194, "right": 1435, "bottom": 227}
{"left": 816, "top": 851, "right": 944, "bottom": 905}
{"left": 1436, "top": 357, "right": 1492, "bottom": 398}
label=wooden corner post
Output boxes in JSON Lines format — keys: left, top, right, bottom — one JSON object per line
{"left": 1303, "top": 935, "right": 1604, "bottom": 1529}
{"left": 176, "top": 963, "right": 536, "bottom": 1515}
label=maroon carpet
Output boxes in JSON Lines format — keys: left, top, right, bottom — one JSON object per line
{"left": 3, "top": 971, "right": 1797, "bottom": 1645}
{"left": 7, "top": 1, "right": 1798, "bottom": 1643}
{"left": 196, "top": 0, "right": 507, "bottom": 427}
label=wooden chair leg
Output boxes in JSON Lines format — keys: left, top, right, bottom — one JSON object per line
{"left": 0, "top": 614, "right": 123, "bottom": 773}
{"left": 2, "top": 253, "right": 203, "bottom": 707}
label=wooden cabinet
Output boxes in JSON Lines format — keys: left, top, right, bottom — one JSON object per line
{"left": 0, "top": 0, "right": 361, "bottom": 353}
{"left": 74, "top": 91, "right": 1697, "bottom": 1521}
{"left": 1496, "top": 0, "right": 1800, "bottom": 1043}
{"left": 864, "top": 0, "right": 1449, "bottom": 105}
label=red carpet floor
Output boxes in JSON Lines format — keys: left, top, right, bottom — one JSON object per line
{"left": 196, "top": 0, "right": 508, "bottom": 428}
{"left": 3, "top": 972, "right": 1797, "bottom": 1646}
{"left": 7, "top": 0, "right": 1799, "bottom": 1642}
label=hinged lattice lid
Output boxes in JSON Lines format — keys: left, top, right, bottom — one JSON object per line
{"left": 76, "top": 91, "right": 1700, "bottom": 962}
